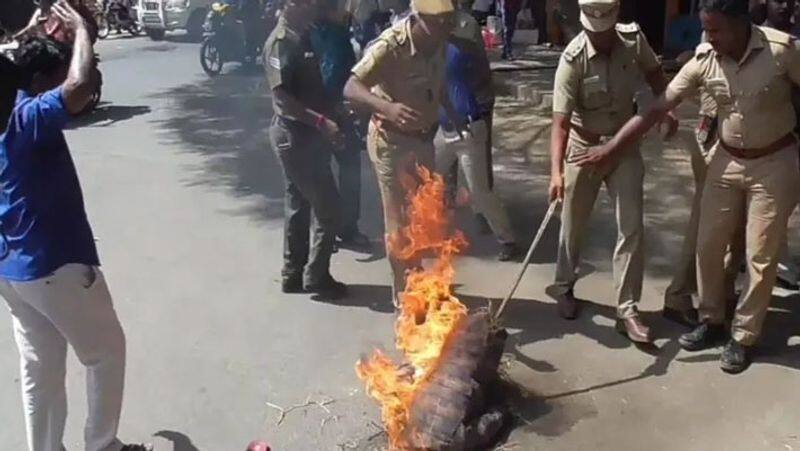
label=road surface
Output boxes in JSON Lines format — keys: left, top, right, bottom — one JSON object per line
{"left": 0, "top": 33, "right": 799, "bottom": 451}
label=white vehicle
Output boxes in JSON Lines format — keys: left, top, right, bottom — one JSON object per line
{"left": 137, "top": 0, "right": 213, "bottom": 41}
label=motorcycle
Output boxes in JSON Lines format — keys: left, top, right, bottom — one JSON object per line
{"left": 97, "top": 0, "right": 141, "bottom": 39}
{"left": 79, "top": 54, "right": 103, "bottom": 115}
{"left": 199, "top": 2, "right": 269, "bottom": 76}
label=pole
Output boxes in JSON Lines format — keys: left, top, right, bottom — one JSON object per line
{"left": 493, "top": 199, "right": 560, "bottom": 322}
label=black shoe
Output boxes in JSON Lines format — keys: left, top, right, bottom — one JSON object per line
{"left": 720, "top": 339, "right": 752, "bottom": 374}
{"left": 339, "top": 231, "right": 371, "bottom": 248}
{"left": 776, "top": 273, "right": 799, "bottom": 290}
{"left": 497, "top": 243, "right": 520, "bottom": 262}
{"left": 545, "top": 286, "right": 579, "bottom": 320}
{"left": 678, "top": 322, "right": 728, "bottom": 351}
{"left": 475, "top": 214, "right": 492, "bottom": 235}
{"left": 305, "top": 276, "right": 348, "bottom": 300}
{"left": 281, "top": 276, "right": 304, "bottom": 294}
{"left": 662, "top": 307, "right": 699, "bottom": 328}
{"left": 121, "top": 444, "right": 154, "bottom": 451}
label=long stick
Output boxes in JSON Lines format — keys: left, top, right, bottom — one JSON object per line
{"left": 493, "top": 199, "right": 560, "bottom": 322}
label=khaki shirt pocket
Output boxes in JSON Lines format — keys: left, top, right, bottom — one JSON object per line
{"left": 705, "top": 78, "right": 733, "bottom": 110}
{"left": 581, "top": 75, "right": 611, "bottom": 110}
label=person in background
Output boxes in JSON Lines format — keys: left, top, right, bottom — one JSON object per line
{"left": 577, "top": 0, "right": 800, "bottom": 373}
{"left": 311, "top": 0, "right": 371, "bottom": 248}
{"left": 499, "top": 0, "right": 523, "bottom": 59}
{"left": 764, "top": 0, "right": 800, "bottom": 290}
{"left": 437, "top": 1, "right": 519, "bottom": 261}
{"left": 546, "top": 0, "right": 677, "bottom": 344}
{"left": 344, "top": 0, "right": 457, "bottom": 308}
{"left": 265, "top": 0, "right": 348, "bottom": 299}
{"left": 0, "top": 2, "right": 151, "bottom": 450}
{"left": 529, "top": 0, "right": 548, "bottom": 45}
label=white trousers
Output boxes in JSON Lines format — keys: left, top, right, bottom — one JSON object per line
{"left": 434, "top": 118, "right": 515, "bottom": 244}
{"left": 0, "top": 264, "right": 126, "bottom": 451}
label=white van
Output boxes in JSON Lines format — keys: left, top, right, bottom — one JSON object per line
{"left": 137, "top": 0, "right": 213, "bottom": 41}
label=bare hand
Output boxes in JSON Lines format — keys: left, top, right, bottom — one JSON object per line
{"left": 573, "top": 145, "right": 612, "bottom": 167}
{"left": 659, "top": 111, "right": 679, "bottom": 140}
{"left": 320, "top": 117, "right": 344, "bottom": 147}
{"left": 548, "top": 174, "right": 564, "bottom": 202}
{"left": 383, "top": 102, "right": 423, "bottom": 132}
{"left": 50, "top": 1, "right": 87, "bottom": 33}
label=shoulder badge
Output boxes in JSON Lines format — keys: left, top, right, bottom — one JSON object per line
{"left": 563, "top": 33, "right": 586, "bottom": 63}
{"left": 760, "top": 26, "right": 793, "bottom": 47}
{"left": 695, "top": 42, "right": 713, "bottom": 59}
{"left": 615, "top": 22, "right": 639, "bottom": 34}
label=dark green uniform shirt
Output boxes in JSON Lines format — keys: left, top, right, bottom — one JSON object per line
{"left": 264, "top": 16, "right": 332, "bottom": 122}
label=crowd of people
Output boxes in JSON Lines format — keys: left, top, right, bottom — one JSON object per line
{"left": 1, "top": 0, "right": 800, "bottom": 450}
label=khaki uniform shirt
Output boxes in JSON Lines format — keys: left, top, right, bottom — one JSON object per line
{"left": 552, "top": 23, "right": 661, "bottom": 137}
{"left": 264, "top": 16, "right": 332, "bottom": 122}
{"left": 351, "top": 15, "right": 446, "bottom": 133}
{"left": 668, "top": 26, "right": 800, "bottom": 149}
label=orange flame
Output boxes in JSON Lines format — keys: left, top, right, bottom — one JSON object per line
{"left": 356, "top": 166, "right": 469, "bottom": 449}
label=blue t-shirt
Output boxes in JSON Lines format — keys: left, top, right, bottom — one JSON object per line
{"left": 440, "top": 42, "right": 490, "bottom": 127}
{"left": 310, "top": 22, "right": 357, "bottom": 102}
{"left": 0, "top": 88, "right": 99, "bottom": 281}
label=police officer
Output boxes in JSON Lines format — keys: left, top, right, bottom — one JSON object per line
{"left": 579, "top": 0, "right": 800, "bottom": 373}
{"left": 265, "top": 0, "right": 347, "bottom": 299}
{"left": 546, "top": 0, "right": 677, "bottom": 343}
{"left": 344, "top": 0, "right": 457, "bottom": 307}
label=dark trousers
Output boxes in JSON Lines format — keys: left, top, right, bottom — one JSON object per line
{"left": 500, "top": 0, "right": 521, "bottom": 56}
{"left": 269, "top": 117, "right": 341, "bottom": 285}
{"left": 530, "top": 0, "right": 547, "bottom": 44}
{"left": 333, "top": 121, "right": 363, "bottom": 237}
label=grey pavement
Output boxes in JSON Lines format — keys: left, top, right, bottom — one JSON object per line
{"left": 0, "top": 34, "right": 799, "bottom": 451}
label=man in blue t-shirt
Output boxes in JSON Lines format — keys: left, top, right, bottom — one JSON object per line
{"left": 311, "top": 0, "right": 370, "bottom": 247}
{"left": 0, "top": 3, "right": 150, "bottom": 451}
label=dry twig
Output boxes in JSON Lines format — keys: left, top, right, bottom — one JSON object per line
{"left": 336, "top": 439, "right": 358, "bottom": 450}
{"left": 265, "top": 395, "right": 337, "bottom": 426}
{"left": 319, "top": 415, "right": 341, "bottom": 431}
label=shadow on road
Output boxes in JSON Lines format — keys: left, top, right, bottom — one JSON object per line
{"left": 312, "top": 284, "right": 395, "bottom": 313}
{"left": 151, "top": 74, "right": 286, "bottom": 222}
{"left": 69, "top": 104, "right": 151, "bottom": 128}
{"left": 153, "top": 430, "right": 200, "bottom": 451}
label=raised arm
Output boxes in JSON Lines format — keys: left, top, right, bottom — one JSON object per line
{"left": 573, "top": 51, "right": 705, "bottom": 167}
{"left": 52, "top": 1, "right": 95, "bottom": 115}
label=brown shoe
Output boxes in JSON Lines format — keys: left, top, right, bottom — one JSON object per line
{"left": 616, "top": 316, "right": 653, "bottom": 343}
{"left": 546, "top": 286, "right": 579, "bottom": 320}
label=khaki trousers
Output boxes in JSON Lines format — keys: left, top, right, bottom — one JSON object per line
{"left": 697, "top": 144, "right": 800, "bottom": 345}
{"left": 367, "top": 121, "right": 435, "bottom": 302}
{"left": 664, "top": 134, "right": 745, "bottom": 311}
{"left": 553, "top": 141, "right": 644, "bottom": 319}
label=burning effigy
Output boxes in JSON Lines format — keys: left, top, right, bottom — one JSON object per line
{"left": 356, "top": 166, "right": 509, "bottom": 451}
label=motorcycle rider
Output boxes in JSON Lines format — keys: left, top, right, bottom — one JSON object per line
{"left": 223, "top": 0, "right": 267, "bottom": 62}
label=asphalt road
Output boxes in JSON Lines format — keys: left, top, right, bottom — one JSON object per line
{"left": 1, "top": 33, "right": 799, "bottom": 451}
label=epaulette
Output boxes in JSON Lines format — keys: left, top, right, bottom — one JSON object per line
{"left": 695, "top": 42, "right": 713, "bottom": 59}
{"left": 761, "top": 26, "right": 794, "bottom": 47}
{"left": 562, "top": 33, "right": 586, "bottom": 63}
{"left": 387, "top": 17, "right": 410, "bottom": 47}
{"left": 615, "top": 22, "right": 639, "bottom": 34}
